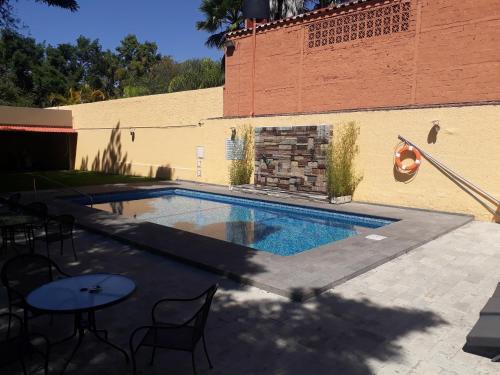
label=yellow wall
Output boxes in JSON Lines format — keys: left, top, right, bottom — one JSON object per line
{"left": 205, "top": 106, "right": 500, "bottom": 222}
{"left": 58, "top": 88, "right": 223, "bottom": 180}
{"left": 0, "top": 105, "right": 72, "bottom": 127}
{"left": 63, "top": 88, "right": 500, "bottom": 222}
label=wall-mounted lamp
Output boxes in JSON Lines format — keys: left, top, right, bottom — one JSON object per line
{"left": 427, "top": 120, "right": 440, "bottom": 144}
{"left": 230, "top": 127, "right": 237, "bottom": 141}
{"left": 130, "top": 128, "right": 136, "bottom": 142}
{"left": 431, "top": 120, "right": 441, "bottom": 132}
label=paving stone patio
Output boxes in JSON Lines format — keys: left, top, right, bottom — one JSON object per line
{"left": 1, "top": 221, "right": 500, "bottom": 374}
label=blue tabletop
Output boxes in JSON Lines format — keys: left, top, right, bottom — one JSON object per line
{"left": 26, "top": 273, "right": 136, "bottom": 313}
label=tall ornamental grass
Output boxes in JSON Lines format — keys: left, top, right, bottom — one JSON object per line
{"left": 229, "top": 124, "right": 254, "bottom": 186}
{"left": 326, "top": 121, "right": 363, "bottom": 198}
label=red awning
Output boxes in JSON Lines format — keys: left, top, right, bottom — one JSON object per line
{"left": 0, "top": 125, "right": 76, "bottom": 133}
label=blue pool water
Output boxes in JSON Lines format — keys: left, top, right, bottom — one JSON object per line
{"left": 71, "top": 189, "right": 394, "bottom": 256}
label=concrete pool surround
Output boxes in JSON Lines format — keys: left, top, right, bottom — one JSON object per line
{"left": 38, "top": 181, "right": 473, "bottom": 301}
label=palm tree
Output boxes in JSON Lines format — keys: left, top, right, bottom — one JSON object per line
{"left": 37, "top": 0, "right": 78, "bottom": 11}
{"left": 305, "top": 0, "right": 340, "bottom": 10}
{"left": 270, "top": 0, "right": 305, "bottom": 20}
{"left": 197, "top": 0, "right": 309, "bottom": 50}
{"left": 196, "top": 0, "right": 244, "bottom": 49}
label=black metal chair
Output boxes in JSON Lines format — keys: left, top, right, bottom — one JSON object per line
{"left": 129, "top": 284, "right": 218, "bottom": 375}
{"left": 19, "top": 202, "right": 48, "bottom": 251}
{"left": 0, "top": 313, "right": 50, "bottom": 375}
{"left": 0, "top": 253, "right": 70, "bottom": 328}
{"left": 0, "top": 194, "right": 31, "bottom": 251}
{"left": 0, "top": 192, "right": 21, "bottom": 212}
{"left": 24, "top": 202, "right": 48, "bottom": 218}
{"left": 6, "top": 193, "right": 21, "bottom": 211}
{"left": 43, "top": 215, "right": 78, "bottom": 260}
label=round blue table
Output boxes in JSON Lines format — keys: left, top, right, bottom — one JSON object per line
{"left": 26, "top": 273, "right": 136, "bottom": 374}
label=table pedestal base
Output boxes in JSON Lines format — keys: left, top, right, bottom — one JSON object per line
{"left": 60, "top": 311, "right": 129, "bottom": 375}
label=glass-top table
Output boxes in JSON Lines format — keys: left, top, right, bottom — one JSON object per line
{"left": 0, "top": 213, "right": 42, "bottom": 227}
{"left": 27, "top": 273, "right": 135, "bottom": 313}
{"left": 26, "top": 273, "right": 136, "bottom": 374}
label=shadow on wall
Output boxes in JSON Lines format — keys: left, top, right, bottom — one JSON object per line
{"left": 393, "top": 165, "right": 415, "bottom": 183}
{"left": 148, "top": 165, "right": 172, "bottom": 180}
{"left": 80, "top": 122, "right": 132, "bottom": 175}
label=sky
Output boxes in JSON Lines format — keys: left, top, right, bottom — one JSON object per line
{"left": 14, "top": 0, "right": 222, "bottom": 62}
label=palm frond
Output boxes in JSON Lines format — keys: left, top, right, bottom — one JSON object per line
{"left": 37, "top": 0, "right": 79, "bottom": 11}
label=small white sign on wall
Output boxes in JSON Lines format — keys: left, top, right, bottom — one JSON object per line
{"left": 225, "top": 139, "right": 244, "bottom": 160}
{"left": 196, "top": 146, "right": 204, "bottom": 159}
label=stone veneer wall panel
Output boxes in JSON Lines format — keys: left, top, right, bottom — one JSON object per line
{"left": 254, "top": 125, "right": 331, "bottom": 193}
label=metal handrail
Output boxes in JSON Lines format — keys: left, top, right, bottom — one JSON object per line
{"left": 30, "top": 173, "right": 94, "bottom": 207}
{"left": 398, "top": 135, "right": 500, "bottom": 207}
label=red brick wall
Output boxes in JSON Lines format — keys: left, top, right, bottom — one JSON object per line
{"left": 224, "top": 0, "right": 500, "bottom": 117}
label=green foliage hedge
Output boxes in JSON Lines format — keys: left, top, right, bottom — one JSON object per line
{"left": 326, "top": 121, "right": 363, "bottom": 198}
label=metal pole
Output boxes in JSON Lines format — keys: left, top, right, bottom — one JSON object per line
{"left": 251, "top": 18, "right": 257, "bottom": 117}
{"left": 398, "top": 135, "right": 499, "bottom": 206}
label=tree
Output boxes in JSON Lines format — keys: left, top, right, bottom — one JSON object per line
{"left": 0, "top": 0, "right": 79, "bottom": 29}
{"left": 197, "top": 0, "right": 312, "bottom": 50}
{"left": 0, "top": 29, "right": 45, "bottom": 106}
{"left": 168, "top": 58, "right": 224, "bottom": 93}
{"left": 305, "top": 0, "right": 340, "bottom": 10}
{"left": 48, "top": 86, "right": 106, "bottom": 106}
{"left": 116, "top": 34, "right": 161, "bottom": 96}
{"left": 0, "top": 30, "right": 224, "bottom": 106}
{"left": 197, "top": 0, "right": 243, "bottom": 50}
{"left": 270, "top": 0, "right": 305, "bottom": 20}
{"left": 143, "top": 57, "right": 179, "bottom": 95}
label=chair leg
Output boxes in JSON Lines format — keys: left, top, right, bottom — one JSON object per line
{"left": 149, "top": 346, "right": 157, "bottom": 365}
{"left": 7, "top": 305, "right": 12, "bottom": 337}
{"left": 23, "top": 309, "right": 29, "bottom": 332}
{"left": 44, "top": 347, "right": 50, "bottom": 375}
{"left": 202, "top": 335, "right": 213, "bottom": 369}
{"left": 20, "top": 357, "right": 28, "bottom": 375}
{"left": 130, "top": 344, "right": 138, "bottom": 375}
{"left": 45, "top": 241, "right": 50, "bottom": 259}
{"left": 41, "top": 336, "right": 50, "bottom": 375}
{"left": 192, "top": 351, "right": 197, "bottom": 375}
{"left": 71, "top": 236, "right": 77, "bottom": 261}
{"left": 23, "top": 227, "right": 29, "bottom": 249}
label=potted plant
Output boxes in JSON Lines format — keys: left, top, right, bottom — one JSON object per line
{"left": 326, "top": 121, "right": 363, "bottom": 204}
{"left": 228, "top": 124, "right": 254, "bottom": 188}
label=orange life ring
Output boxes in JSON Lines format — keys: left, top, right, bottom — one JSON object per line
{"left": 394, "top": 144, "right": 422, "bottom": 173}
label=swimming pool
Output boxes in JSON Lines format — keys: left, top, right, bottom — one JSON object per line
{"left": 71, "top": 189, "right": 395, "bottom": 256}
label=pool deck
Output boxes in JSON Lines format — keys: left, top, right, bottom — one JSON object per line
{"left": 2, "top": 220, "right": 500, "bottom": 374}
{"left": 27, "top": 181, "right": 473, "bottom": 301}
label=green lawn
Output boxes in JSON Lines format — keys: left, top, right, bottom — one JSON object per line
{"left": 0, "top": 170, "right": 166, "bottom": 194}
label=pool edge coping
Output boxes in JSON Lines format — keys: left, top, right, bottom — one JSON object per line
{"left": 25, "top": 181, "right": 474, "bottom": 302}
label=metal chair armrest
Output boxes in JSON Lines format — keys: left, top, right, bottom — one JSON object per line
{"left": 151, "top": 287, "right": 212, "bottom": 323}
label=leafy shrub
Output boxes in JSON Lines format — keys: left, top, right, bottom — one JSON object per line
{"left": 229, "top": 124, "right": 254, "bottom": 186}
{"left": 326, "top": 121, "right": 363, "bottom": 198}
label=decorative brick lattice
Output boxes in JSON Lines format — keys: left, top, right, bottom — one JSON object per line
{"left": 306, "top": 1, "right": 411, "bottom": 49}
